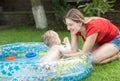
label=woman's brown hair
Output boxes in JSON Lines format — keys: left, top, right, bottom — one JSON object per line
{"left": 64, "top": 8, "right": 86, "bottom": 24}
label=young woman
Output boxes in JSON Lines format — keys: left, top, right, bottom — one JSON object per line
{"left": 63, "top": 8, "right": 120, "bottom": 64}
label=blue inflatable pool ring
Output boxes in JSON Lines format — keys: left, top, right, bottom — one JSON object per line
{"left": 0, "top": 42, "right": 93, "bottom": 81}
{"left": 25, "top": 52, "right": 36, "bottom": 58}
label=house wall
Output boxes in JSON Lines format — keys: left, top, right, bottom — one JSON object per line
{"left": 0, "top": 0, "right": 31, "bottom": 11}
{"left": 0, "top": 0, "right": 57, "bottom": 26}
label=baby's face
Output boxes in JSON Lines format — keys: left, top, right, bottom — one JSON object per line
{"left": 50, "top": 31, "right": 61, "bottom": 45}
{"left": 55, "top": 34, "right": 61, "bottom": 44}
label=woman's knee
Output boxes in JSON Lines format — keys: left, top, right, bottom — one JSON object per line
{"left": 92, "top": 57, "right": 102, "bottom": 64}
{"left": 91, "top": 43, "right": 119, "bottom": 64}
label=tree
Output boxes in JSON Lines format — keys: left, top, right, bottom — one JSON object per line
{"left": 31, "top": 0, "right": 47, "bottom": 29}
{"left": 77, "top": 0, "right": 116, "bottom": 16}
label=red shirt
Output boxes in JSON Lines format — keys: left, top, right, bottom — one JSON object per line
{"left": 76, "top": 18, "right": 119, "bottom": 44}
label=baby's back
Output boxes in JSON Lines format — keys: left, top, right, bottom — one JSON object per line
{"left": 40, "top": 46, "right": 62, "bottom": 62}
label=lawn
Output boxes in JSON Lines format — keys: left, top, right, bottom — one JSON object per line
{"left": 0, "top": 26, "right": 120, "bottom": 81}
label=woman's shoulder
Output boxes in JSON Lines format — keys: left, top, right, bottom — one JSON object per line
{"left": 86, "top": 17, "right": 110, "bottom": 26}
{"left": 84, "top": 16, "right": 97, "bottom": 23}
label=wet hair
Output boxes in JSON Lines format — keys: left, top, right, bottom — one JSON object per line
{"left": 42, "top": 30, "right": 57, "bottom": 46}
{"left": 64, "top": 8, "right": 86, "bottom": 24}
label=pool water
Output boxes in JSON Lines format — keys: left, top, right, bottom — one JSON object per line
{"left": 0, "top": 42, "right": 47, "bottom": 61}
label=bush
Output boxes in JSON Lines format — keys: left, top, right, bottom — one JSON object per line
{"left": 77, "top": 0, "right": 116, "bottom": 16}
{"left": 51, "top": 0, "right": 73, "bottom": 26}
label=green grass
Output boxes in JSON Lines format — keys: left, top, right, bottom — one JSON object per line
{"left": 81, "top": 61, "right": 120, "bottom": 81}
{"left": 0, "top": 26, "right": 120, "bottom": 81}
{"left": 0, "top": 26, "right": 70, "bottom": 44}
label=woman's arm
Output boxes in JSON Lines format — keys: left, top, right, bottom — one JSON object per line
{"left": 63, "top": 51, "right": 83, "bottom": 57}
{"left": 82, "top": 33, "right": 98, "bottom": 53}
{"left": 63, "top": 33, "right": 98, "bottom": 57}
{"left": 71, "top": 33, "right": 78, "bottom": 53}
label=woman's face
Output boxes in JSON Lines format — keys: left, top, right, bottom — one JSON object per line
{"left": 65, "top": 18, "right": 82, "bottom": 34}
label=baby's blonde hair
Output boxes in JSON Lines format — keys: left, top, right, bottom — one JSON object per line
{"left": 42, "top": 30, "right": 58, "bottom": 46}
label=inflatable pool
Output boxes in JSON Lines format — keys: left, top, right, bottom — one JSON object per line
{"left": 0, "top": 42, "right": 93, "bottom": 81}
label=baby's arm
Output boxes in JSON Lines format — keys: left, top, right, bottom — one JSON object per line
{"left": 63, "top": 37, "right": 70, "bottom": 46}
{"left": 59, "top": 37, "right": 71, "bottom": 54}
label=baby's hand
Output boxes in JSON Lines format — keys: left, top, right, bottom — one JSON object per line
{"left": 63, "top": 37, "right": 69, "bottom": 44}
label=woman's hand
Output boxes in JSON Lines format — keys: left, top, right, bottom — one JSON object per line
{"left": 70, "top": 30, "right": 78, "bottom": 36}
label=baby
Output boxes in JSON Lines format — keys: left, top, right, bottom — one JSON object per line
{"left": 40, "top": 30, "right": 71, "bottom": 62}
